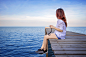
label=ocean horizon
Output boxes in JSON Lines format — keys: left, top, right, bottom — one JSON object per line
{"left": 0, "top": 27, "right": 86, "bottom": 57}
{"left": 0, "top": 26, "right": 86, "bottom": 34}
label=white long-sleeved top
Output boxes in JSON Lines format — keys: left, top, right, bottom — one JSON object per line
{"left": 54, "top": 19, "right": 66, "bottom": 39}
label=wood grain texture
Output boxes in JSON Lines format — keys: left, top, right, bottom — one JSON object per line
{"left": 45, "top": 28, "right": 86, "bottom": 57}
{"left": 54, "top": 51, "right": 86, "bottom": 55}
{"left": 55, "top": 55, "right": 86, "bottom": 57}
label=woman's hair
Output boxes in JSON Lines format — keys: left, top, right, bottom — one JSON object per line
{"left": 56, "top": 8, "right": 67, "bottom": 27}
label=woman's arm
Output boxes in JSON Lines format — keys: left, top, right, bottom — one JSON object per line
{"left": 49, "top": 25, "right": 63, "bottom": 32}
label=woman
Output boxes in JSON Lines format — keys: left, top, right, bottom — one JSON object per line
{"left": 36, "top": 8, "right": 67, "bottom": 54}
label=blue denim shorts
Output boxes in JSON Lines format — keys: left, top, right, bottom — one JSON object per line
{"left": 55, "top": 34, "right": 61, "bottom": 39}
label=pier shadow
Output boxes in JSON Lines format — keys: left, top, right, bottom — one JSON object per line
{"left": 46, "top": 40, "right": 55, "bottom": 57}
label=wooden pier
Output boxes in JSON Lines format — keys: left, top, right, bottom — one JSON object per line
{"left": 45, "top": 27, "right": 86, "bottom": 57}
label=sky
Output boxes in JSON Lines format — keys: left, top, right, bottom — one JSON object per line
{"left": 0, "top": 0, "right": 86, "bottom": 27}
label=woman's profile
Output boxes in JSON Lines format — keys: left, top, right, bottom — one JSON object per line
{"left": 36, "top": 8, "right": 67, "bottom": 54}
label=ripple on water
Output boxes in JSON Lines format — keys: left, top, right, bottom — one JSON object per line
{"left": 0, "top": 27, "right": 46, "bottom": 57}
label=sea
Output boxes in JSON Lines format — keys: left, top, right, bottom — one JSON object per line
{"left": 0, "top": 27, "right": 86, "bottom": 57}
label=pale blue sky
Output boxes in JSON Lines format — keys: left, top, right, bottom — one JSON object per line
{"left": 0, "top": 0, "right": 86, "bottom": 27}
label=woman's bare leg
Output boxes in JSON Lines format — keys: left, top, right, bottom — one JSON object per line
{"left": 41, "top": 33, "right": 58, "bottom": 51}
{"left": 41, "top": 38, "right": 44, "bottom": 49}
{"left": 41, "top": 35, "right": 50, "bottom": 50}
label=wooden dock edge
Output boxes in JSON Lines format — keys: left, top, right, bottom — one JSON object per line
{"left": 45, "top": 27, "right": 86, "bottom": 57}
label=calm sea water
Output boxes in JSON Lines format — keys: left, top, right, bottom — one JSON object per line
{"left": 0, "top": 27, "right": 86, "bottom": 57}
{"left": 67, "top": 27, "right": 86, "bottom": 35}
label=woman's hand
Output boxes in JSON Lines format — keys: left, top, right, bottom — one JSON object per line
{"left": 49, "top": 25, "right": 55, "bottom": 29}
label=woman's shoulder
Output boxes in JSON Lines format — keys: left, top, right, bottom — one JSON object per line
{"left": 58, "top": 19, "right": 64, "bottom": 23}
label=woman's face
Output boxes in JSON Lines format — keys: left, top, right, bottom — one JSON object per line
{"left": 56, "top": 13, "right": 60, "bottom": 19}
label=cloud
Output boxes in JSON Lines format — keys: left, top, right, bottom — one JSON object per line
{"left": 64, "top": 4, "right": 86, "bottom": 27}
{"left": 0, "top": 15, "right": 57, "bottom": 22}
{"left": 0, "top": 15, "right": 57, "bottom": 26}
{"left": 0, "top": 20, "right": 56, "bottom": 26}
{"left": 68, "top": 19, "right": 86, "bottom": 27}
{"left": 0, "top": 0, "right": 86, "bottom": 27}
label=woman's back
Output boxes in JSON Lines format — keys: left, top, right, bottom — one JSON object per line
{"left": 54, "top": 19, "right": 66, "bottom": 39}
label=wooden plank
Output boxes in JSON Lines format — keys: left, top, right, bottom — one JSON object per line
{"left": 58, "top": 39, "right": 86, "bottom": 41}
{"left": 66, "top": 31, "right": 85, "bottom": 35}
{"left": 52, "top": 47, "right": 86, "bottom": 51}
{"left": 66, "top": 34, "right": 86, "bottom": 35}
{"left": 49, "top": 39, "right": 86, "bottom": 42}
{"left": 66, "top": 38, "right": 86, "bottom": 39}
{"left": 66, "top": 34, "right": 86, "bottom": 36}
{"left": 50, "top": 40, "right": 86, "bottom": 42}
{"left": 55, "top": 55, "right": 86, "bottom": 57}
{"left": 66, "top": 32, "right": 84, "bottom": 35}
{"left": 54, "top": 51, "right": 86, "bottom": 55}
{"left": 63, "top": 39, "right": 86, "bottom": 40}
{"left": 56, "top": 39, "right": 86, "bottom": 42}
{"left": 66, "top": 33, "right": 85, "bottom": 35}
{"left": 51, "top": 44, "right": 86, "bottom": 46}
{"left": 50, "top": 42, "right": 86, "bottom": 44}
{"left": 66, "top": 36, "right": 86, "bottom": 38}
{"left": 66, "top": 34, "right": 85, "bottom": 35}
{"left": 64, "top": 38, "right": 86, "bottom": 41}
{"left": 49, "top": 39, "right": 86, "bottom": 44}
{"left": 51, "top": 45, "right": 86, "bottom": 48}
{"left": 49, "top": 39, "right": 57, "bottom": 41}
{"left": 45, "top": 28, "right": 86, "bottom": 56}
{"left": 49, "top": 39, "right": 86, "bottom": 43}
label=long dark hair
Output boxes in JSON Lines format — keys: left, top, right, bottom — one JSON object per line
{"left": 56, "top": 8, "right": 67, "bottom": 27}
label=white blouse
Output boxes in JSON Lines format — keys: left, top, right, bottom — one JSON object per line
{"left": 54, "top": 19, "right": 66, "bottom": 39}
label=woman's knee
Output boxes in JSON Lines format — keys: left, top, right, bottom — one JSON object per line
{"left": 44, "top": 35, "right": 48, "bottom": 37}
{"left": 50, "top": 33, "right": 55, "bottom": 36}
{"left": 44, "top": 35, "right": 49, "bottom": 39}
